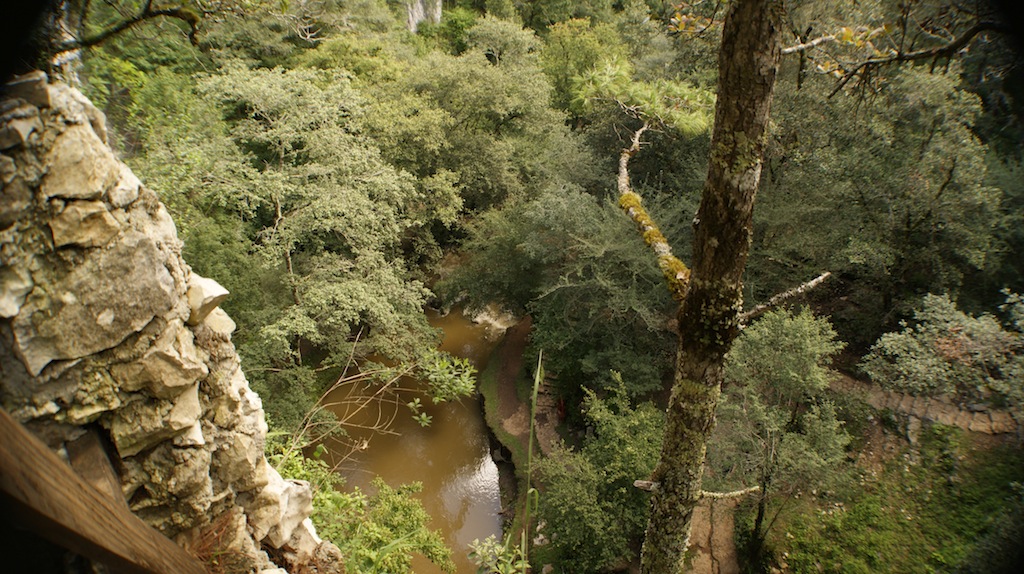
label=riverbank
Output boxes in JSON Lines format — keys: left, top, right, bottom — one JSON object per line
{"left": 478, "top": 316, "right": 533, "bottom": 528}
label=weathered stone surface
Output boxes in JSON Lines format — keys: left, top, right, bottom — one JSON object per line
{"left": 282, "top": 518, "right": 322, "bottom": 564}
{"left": 11, "top": 232, "right": 176, "bottom": 375}
{"left": 49, "top": 200, "right": 121, "bottom": 247}
{"left": 967, "top": 413, "right": 993, "bottom": 434}
{"left": 173, "top": 421, "right": 206, "bottom": 447}
{"left": 112, "top": 320, "right": 208, "bottom": 398}
{"left": 202, "top": 307, "right": 237, "bottom": 336}
{"left": 0, "top": 75, "right": 337, "bottom": 574}
{"left": 247, "top": 467, "right": 289, "bottom": 542}
{"left": 0, "top": 115, "right": 42, "bottom": 150}
{"left": 990, "top": 411, "right": 1015, "bottom": 434}
{"left": 40, "top": 123, "right": 119, "bottom": 200}
{"left": 4, "top": 71, "right": 51, "bottom": 108}
{"left": 0, "top": 175, "right": 31, "bottom": 230}
{"left": 265, "top": 479, "right": 314, "bottom": 548}
{"left": 215, "top": 432, "right": 262, "bottom": 486}
{"left": 60, "top": 368, "right": 122, "bottom": 425}
{"left": 107, "top": 384, "right": 201, "bottom": 457}
{"left": 0, "top": 265, "right": 32, "bottom": 318}
{"left": 187, "top": 274, "right": 229, "bottom": 326}
{"left": 109, "top": 163, "right": 141, "bottom": 208}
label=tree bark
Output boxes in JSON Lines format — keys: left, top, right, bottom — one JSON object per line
{"left": 639, "top": 1, "right": 784, "bottom": 572}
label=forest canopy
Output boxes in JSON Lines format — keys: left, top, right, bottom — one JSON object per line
{"left": 29, "top": 0, "right": 1024, "bottom": 572}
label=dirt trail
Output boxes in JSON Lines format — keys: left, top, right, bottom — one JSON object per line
{"left": 687, "top": 498, "right": 741, "bottom": 574}
{"left": 490, "top": 321, "right": 1019, "bottom": 574}
{"left": 831, "top": 374, "right": 1020, "bottom": 435}
{"left": 495, "top": 316, "right": 532, "bottom": 443}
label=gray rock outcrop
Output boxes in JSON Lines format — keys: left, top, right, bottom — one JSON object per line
{"left": 0, "top": 71, "right": 341, "bottom": 573}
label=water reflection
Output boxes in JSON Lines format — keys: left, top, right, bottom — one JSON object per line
{"left": 327, "top": 307, "right": 507, "bottom": 574}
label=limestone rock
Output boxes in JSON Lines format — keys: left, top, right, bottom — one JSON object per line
{"left": 187, "top": 274, "right": 229, "bottom": 326}
{"left": 0, "top": 175, "right": 31, "bottom": 230}
{"left": 49, "top": 200, "right": 121, "bottom": 248}
{"left": 203, "top": 307, "right": 237, "bottom": 336}
{"left": 109, "top": 163, "right": 141, "bottom": 208}
{"left": 0, "top": 115, "right": 42, "bottom": 150}
{"left": 40, "top": 123, "right": 119, "bottom": 200}
{"left": 173, "top": 422, "right": 206, "bottom": 447}
{"left": 215, "top": 432, "right": 262, "bottom": 486}
{"left": 11, "top": 233, "right": 176, "bottom": 375}
{"left": 0, "top": 265, "right": 32, "bottom": 318}
{"left": 282, "top": 518, "right": 322, "bottom": 564}
{"left": 247, "top": 467, "right": 289, "bottom": 542}
{"left": 265, "top": 479, "right": 314, "bottom": 548}
{"left": 112, "top": 320, "right": 209, "bottom": 398}
{"left": 4, "top": 71, "right": 51, "bottom": 108}
{"left": 60, "top": 368, "right": 122, "bottom": 425}
{"left": 107, "top": 384, "right": 201, "bottom": 457}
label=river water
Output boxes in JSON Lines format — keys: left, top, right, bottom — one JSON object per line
{"left": 325, "top": 307, "right": 510, "bottom": 574}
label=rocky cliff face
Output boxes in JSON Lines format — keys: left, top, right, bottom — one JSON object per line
{"left": 0, "top": 71, "right": 340, "bottom": 573}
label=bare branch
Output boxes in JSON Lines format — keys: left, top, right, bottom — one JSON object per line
{"left": 828, "top": 20, "right": 1010, "bottom": 98}
{"left": 617, "top": 124, "right": 691, "bottom": 301}
{"left": 739, "top": 271, "right": 832, "bottom": 325}
{"left": 633, "top": 482, "right": 762, "bottom": 500}
{"left": 55, "top": 3, "right": 201, "bottom": 53}
{"left": 782, "top": 34, "right": 836, "bottom": 55}
{"left": 634, "top": 479, "right": 659, "bottom": 492}
{"left": 701, "top": 485, "right": 761, "bottom": 499}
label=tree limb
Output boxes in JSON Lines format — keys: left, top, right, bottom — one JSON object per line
{"left": 634, "top": 481, "right": 761, "bottom": 500}
{"left": 828, "top": 20, "right": 1010, "bottom": 97}
{"left": 739, "top": 271, "right": 831, "bottom": 325}
{"left": 617, "top": 124, "right": 691, "bottom": 301}
{"left": 55, "top": 2, "right": 201, "bottom": 53}
{"left": 701, "top": 485, "right": 761, "bottom": 499}
{"left": 781, "top": 34, "right": 836, "bottom": 55}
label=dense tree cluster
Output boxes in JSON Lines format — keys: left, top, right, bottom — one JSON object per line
{"left": 47, "top": 0, "right": 1024, "bottom": 571}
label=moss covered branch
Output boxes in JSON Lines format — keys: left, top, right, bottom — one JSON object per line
{"left": 618, "top": 124, "right": 690, "bottom": 301}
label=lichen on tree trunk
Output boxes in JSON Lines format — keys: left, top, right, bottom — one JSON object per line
{"left": 639, "top": 1, "right": 785, "bottom": 572}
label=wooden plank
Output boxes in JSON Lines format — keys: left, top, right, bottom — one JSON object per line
{"left": 67, "top": 429, "right": 129, "bottom": 509}
{"left": 0, "top": 409, "right": 207, "bottom": 574}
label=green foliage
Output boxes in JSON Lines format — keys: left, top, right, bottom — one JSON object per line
{"left": 534, "top": 383, "right": 663, "bottom": 572}
{"left": 574, "top": 57, "right": 714, "bottom": 135}
{"left": 709, "top": 309, "right": 849, "bottom": 556}
{"left": 416, "top": 349, "right": 477, "bottom": 403}
{"left": 861, "top": 293, "right": 1024, "bottom": 411}
{"left": 726, "top": 308, "right": 845, "bottom": 408}
{"left": 197, "top": 64, "right": 441, "bottom": 369}
{"left": 775, "top": 426, "right": 1024, "bottom": 574}
{"left": 755, "top": 66, "right": 1004, "bottom": 344}
{"left": 515, "top": 0, "right": 614, "bottom": 32}
{"left": 440, "top": 188, "right": 678, "bottom": 398}
{"left": 271, "top": 445, "right": 454, "bottom": 573}
{"left": 421, "top": 7, "right": 479, "bottom": 55}
{"left": 468, "top": 534, "right": 529, "bottom": 574}
{"left": 539, "top": 18, "right": 626, "bottom": 117}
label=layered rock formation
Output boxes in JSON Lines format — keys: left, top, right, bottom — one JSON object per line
{"left": 0, "top": 71, "right": 340, "bottom": 573}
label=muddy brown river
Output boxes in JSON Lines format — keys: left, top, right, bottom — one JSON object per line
{"left": 325, "top": 307, "right": 509, "bottom": 574}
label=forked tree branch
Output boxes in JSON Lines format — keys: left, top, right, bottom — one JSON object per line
{"left": 617, "top": 124, "right": 691, "bottom": 301}
{"left": 828, "top": 20, "right": 1010, "bottom": 97}
{"left": 739, "top": 271, "right": 832, "bottom": 325}
{"left": 55, "top": 2, "right": 201, "bottom": 52}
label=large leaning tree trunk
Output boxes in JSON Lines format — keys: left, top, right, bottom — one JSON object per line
{"left": 639, "top": 1, "right": 785, "bottom": 572}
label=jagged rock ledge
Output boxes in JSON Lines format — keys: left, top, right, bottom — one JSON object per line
{"left": 0, "top": 71, "right": 341, "bottom": 573}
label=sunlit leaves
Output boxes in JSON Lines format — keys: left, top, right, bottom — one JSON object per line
{"left": 861, "top": 293, "right": 1024, "bottom": 410}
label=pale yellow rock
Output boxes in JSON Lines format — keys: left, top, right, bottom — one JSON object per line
{"left": 187, "top": 274, "right": 230, "bottom": 325}
{"left": 49, "top": 200, "right": 121, "bottom": 247}
{"left": 40, "top": 123, "right": 119, "bottom": 200}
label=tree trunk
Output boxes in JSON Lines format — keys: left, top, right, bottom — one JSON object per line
{"left": 639, "top": 1, "right": 784, "bottom": 572}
